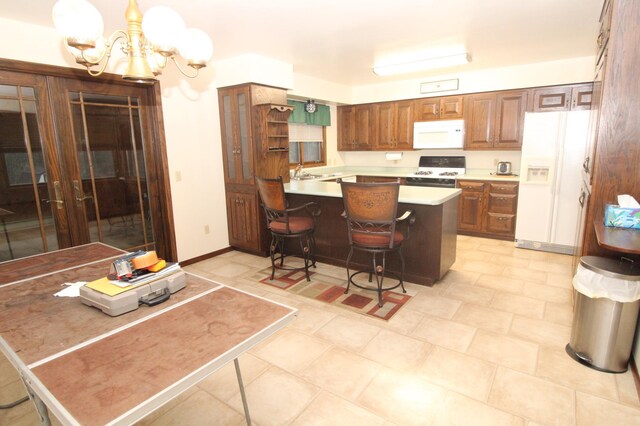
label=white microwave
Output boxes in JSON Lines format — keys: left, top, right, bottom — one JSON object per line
{"left": 413, "top": 119, "right": 465, "bottom": 149}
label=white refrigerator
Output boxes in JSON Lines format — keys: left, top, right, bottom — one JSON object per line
{"left": 515, "top": 110, "right": 590, "bottom": 254}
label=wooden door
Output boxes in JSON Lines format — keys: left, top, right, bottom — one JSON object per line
{"left": 464, "top": 93, "right": 496, "bottom": 149}
{"left": 337, "top": 106, "right": 355, "bottom": 151}
{"left": 0, "top": 72, "right": 65, "bottom": 261}
{"left": 395, "top": 100, "right": 413, "bottom": 149}
{"left": 571, "top": 84, "right": 594, "bottom": 110}
{"left": 532, "top": 86, "right": 572, "bottom": 112}
{"left": 354, "top": 105, "right": 372, "bottom": 149}
{"left": 457, "top": 181, "right": 485, "bottom": 232}
{"left": 440, "top": 96, "right": 464, "bottom": 119}
{"left": 47, "top": 77, "right": 168, "bottom": 256}
{"left": 414, "top": 98, "right": 441, "bottom": 121}
{"left": 225, "top": 190, "right": 259, "bottom": 250}
{"left": 219, "top": 86, "right": 254, "bottom": 184}
{"left": 494, "top": 90, "right": 528, "bottom": 149}
{"left": 0, "top": 68, "right": 173, "bottom": 262}
{"left": 376, "top": 102, "right": 396, "bottom": 149}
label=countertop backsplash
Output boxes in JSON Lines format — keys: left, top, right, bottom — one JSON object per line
{"left": 334, "top": 149, "right": 522, "bottom": 174}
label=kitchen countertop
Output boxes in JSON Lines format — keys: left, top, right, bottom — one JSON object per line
{"left": 291, "top": 166, "right": 521, "bottom": 183}
{"left": 285, "top": 180, "right": 461, "bottom": 206}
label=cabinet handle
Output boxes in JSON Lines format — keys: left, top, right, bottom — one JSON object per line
{"left": 496, "top": 197, "right": 507, "bottom": 200}
{"left": 582, "top": 156, "right": 590, "bottom": 172}
{"left": 578, "top": 191, "right": 586, "bottom": 207}
{"left": 496, "top": 217, "right": 508, "bottom": 221}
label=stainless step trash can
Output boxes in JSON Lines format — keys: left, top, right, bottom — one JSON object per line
{"left": 566, "top": 256, "right": 640, "bottom": 373}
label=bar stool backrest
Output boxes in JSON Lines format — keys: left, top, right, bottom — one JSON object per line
{"left": 340, "top": 180, "right": 401, "bottom": 249}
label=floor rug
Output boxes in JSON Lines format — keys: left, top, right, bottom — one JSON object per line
{"left": 248, "top": 266, "right": 412, "bottom": 321}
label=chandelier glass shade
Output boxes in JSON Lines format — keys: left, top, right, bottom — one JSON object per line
{"left": 52, "top": 0, "right": 213, "bottom": 83}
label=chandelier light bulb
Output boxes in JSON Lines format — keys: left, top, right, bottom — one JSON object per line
{"left": 52, "top": 0, "right": 104, "bottom": 46}
{"left": 178, "top": 28, "right": 214, "bottom": 66}
{"left": 142, "top": 6, "right": 186, "bottom": 55}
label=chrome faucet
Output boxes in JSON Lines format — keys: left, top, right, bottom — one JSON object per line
{"left": 293, "top": 164, "right": 303, "bottom": 178}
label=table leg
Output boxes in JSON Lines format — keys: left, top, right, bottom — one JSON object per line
{"left": 24, "top": 381, "right": 51, "bottom": 426}
{"left": 1, "top": 218, "right": 13, "bottom": 260}
{"left": 234, "top": 358, "right": 252, "bottom": 426}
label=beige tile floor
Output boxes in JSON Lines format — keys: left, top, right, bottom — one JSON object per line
{"left": 2, "top": 235, "right": 640, "bottom": 425}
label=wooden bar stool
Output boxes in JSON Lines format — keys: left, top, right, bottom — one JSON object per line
{"left": 256, "top": 176, "right": 321, "bottom": 281}
{"left": 338, "top": 179, "right": 415, "bottom": 307}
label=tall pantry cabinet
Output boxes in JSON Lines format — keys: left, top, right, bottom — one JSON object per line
{"left": 578, "top": 0, "right": 640, "bottom": 262}
{"left": 218, "top": 84, "right": 290, "bottom": 254}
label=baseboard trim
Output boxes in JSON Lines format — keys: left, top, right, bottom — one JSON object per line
{"left": 180, "top": 247, "right": 234, "bottom": 266}
{"left": 631, "top": 355, "right": 640, "bottom": 401}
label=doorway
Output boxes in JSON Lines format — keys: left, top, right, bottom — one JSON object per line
{"left": 0, "top": 61, "right": 175, "bottom": 262}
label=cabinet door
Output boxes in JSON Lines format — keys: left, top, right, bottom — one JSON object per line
{"left": 225, "top": 190, "right": 260, "bottom": 250}
{"left": 354, "top": 105, "right": 372, "bottom": 150}
{"left": 337, "top": 106, "right": 355, "bottom": 151}
{"left": 494, "top": 90, "right": 528, "bottom": 149}
{"left": 413, "top": 98, "right": 441, "bottom": 121}
{"left": 219, "top": 86, "right": 254, "bottom": 185}
{"left": 464, "top": 93, "right": 496, "bottom": 149}
{"left": 440, "top": 96, "right": 464, "bottom": 119}
{"left": 376, "top": 102, "right": 395, "bottom": 149}
{"left": 395, "top": 100, "right": 413, "bottom": 149}
{"left": 571, "top": 84, "right": 593, "bottom": 110}
{"left": 457, "top": 181, "right": 485, "bottom": 232}
{"left": 532, "top": 86, "right": 572, "bottom": 112}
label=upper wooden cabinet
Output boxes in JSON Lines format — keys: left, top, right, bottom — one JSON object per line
{"left": 374, "top": 100, "right": 413, "bottom": 150}
{"left": 464, "top": 90, "right": 528, "bottom": 150}
{"left": 531, "top": 83, "right": 593, "bottom": 112}
{"left": 337, "top": 105, "right": 372, "bottom": 151}
{"left": 414, "top": 96, "right": 464, "bottom": 121}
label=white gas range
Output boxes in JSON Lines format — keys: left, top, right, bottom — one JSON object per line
{"left": 405, "top": 156, "right": 466, "bottom": 188}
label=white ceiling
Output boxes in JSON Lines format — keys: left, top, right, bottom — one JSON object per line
{"left": 1, "top": 0, "right": 603, "bottom": 86}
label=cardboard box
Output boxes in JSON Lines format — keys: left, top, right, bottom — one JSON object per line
{"left": 604, "top": 204, "right": 640, "bottom": 229}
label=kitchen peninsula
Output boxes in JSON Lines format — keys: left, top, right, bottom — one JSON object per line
{"left": 284, "top": 180, "right": 461, "bottom": 285}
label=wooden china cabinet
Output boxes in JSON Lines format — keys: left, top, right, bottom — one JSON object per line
{"left": 218, "top": 83, "right": 290, "bottom": 254}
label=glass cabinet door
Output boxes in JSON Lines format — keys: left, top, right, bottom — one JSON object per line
{"left": 219, "top": 86, "right": 253, "bottom": 185}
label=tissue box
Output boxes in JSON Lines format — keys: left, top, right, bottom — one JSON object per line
{"left": 604, "top": 204, "right": 640, "bottom": 229}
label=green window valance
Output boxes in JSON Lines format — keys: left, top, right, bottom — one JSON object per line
{"left": 287, "top": 100, "right": 331, "bottom": 126}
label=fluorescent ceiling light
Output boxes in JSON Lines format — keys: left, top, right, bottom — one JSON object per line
{"left": 373, "top": 53, "right": 471, "bottom": 76}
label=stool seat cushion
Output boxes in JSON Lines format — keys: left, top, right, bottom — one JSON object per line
{"left": 352, "top": 230, "right": 404, "bottom": 248}
{"left": 269, "top": 216, "right": 315, "bottom": 234}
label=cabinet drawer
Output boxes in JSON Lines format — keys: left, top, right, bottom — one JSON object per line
{"left": 488, "top": 193, "right": 517, "bottom": 214}
{"left": 486, "top": 213, "right": 516, "bottom": 234}
{"left": 457, "top": 181, "right": 485, "bottom": 191}
{"left": 489, "top": 182, "right": 518, "bottom": 194}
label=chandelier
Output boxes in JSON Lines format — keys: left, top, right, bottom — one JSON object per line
{"left": 52, "top": 0, "right": 213, "bottom": 83}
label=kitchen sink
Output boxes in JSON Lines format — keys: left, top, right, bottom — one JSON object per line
{"left": 291, "top": 172, "right": 342, "bottom": 181}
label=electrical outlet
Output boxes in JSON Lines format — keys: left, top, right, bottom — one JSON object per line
{"left": 494, "top": 158, "right": 500, "bottom": 166}
{"left": 175, "top": 170, "right": 182, "bottom": 182}
{"left": 204, "top": 224, "right": 210, "bottom": 234}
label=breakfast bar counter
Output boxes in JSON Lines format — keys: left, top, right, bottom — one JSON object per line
{"left": 284, "top": 181, "right": 461, "bottom": 286}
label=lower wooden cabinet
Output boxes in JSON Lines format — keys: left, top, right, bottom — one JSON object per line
{"left": 457, "top": 180, "right": 519, "bottom": 240}
{"left": 225, "top": 189, "right": 262, "bottom": 252}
